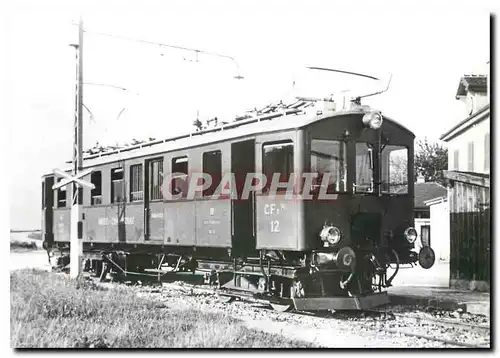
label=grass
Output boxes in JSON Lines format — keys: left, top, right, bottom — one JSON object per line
{"left": 11, "top": 270, "right": 316, "bottom": 348}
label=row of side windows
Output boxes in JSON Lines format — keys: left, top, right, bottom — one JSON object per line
{"left": 55, "top": 141, "right": 297, "bottom": 207}
{"left": 56, "top": 151, "right": 223, "bottom": 207}
{"left": 451, "top": 133, "right": 489, "bottom": 172}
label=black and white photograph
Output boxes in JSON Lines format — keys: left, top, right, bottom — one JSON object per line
{"left": 4, "top": 0, "right": 492, "bottom": 349}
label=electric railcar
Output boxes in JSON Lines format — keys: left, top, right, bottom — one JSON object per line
{"left": 41, "top": 99, "right": 431, "bottom": 311}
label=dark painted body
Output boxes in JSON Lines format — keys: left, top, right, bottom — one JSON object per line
{"left": 43, "top": 112, "right": 415, "bottom": 262}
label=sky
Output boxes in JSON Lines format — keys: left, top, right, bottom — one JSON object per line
{"left": 3, "top": 0, "right": 491, "bottom": 230}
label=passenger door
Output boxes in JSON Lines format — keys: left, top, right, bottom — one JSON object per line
{"left": 231, "top": 140, "right": 256, "bottom": 256}
{"left": 144, "top": 157, "right": 165, "bottom": 242}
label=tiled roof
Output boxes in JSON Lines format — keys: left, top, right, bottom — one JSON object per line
{"left": 414, "top": 182, "right": 447, "bottom": 209}
{"left": 456, "top": 75, "right": 487, "bottom": 97}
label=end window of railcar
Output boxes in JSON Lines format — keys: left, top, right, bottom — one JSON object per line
{"left": 171, "top": 156, "right": 188, "bottom": 197}
{"left": 111, "top": 167, "right": 125, "bottom": 203}
{"left": 56, "top": 178, "right": 67, "bottom": 208}
{"left": 310, "top": 139, "right": 347, "bottom": 193}
{"left": 355, "top": 142, "right": 375, "bottom": 193}
{"left": 149, "top": 159, "right": 164, "bottom": 201}
{"left": 202, "top": 150, "right": 222, "bottom": 197}
{"left": 380, "top": 145, "right": 409, "bottom": 194}
{"left": 130, "top": 164, "right": 144, "bottom": 202}
{"left": 262, "top": 141, "right": 294, "bottom": 192}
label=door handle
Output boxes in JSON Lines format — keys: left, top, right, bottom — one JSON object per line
{"left": 252, "top": 192, "right": 256, "bottom": 237}
{"left": 231, "top": 202, "right": 235, "bottom": 236}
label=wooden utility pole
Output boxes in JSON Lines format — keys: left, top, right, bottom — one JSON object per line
{"left": 70, "top": 16, "right": 84, "bottom": 278}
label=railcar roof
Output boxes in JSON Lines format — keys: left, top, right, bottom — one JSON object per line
{"left": 45, "top": 104, "right": 412, "bottom": 176}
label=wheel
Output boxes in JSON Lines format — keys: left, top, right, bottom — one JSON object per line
{"left": 270, "top": 302, "right": 293, "bottom": 312}
{"left": 218, "top": 294, "right": 235, "bottom": 304}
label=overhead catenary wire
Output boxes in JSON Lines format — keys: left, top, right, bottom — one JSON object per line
{"left": 81, "top": 28, "right": 243, "bottom": 78}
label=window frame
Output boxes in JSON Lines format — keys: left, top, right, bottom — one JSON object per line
{"left": 262, "top": 140, "right": 294, "bottom": 193}
{"left": 148, "top": 158, "right": 164, "bottom": 202}
{"left": 354, "top": 141, "right": 375, "bottom": 194}
{"left": 171, "top": 155, "right": 189, "bottom": 198}
{"left": 310, "top": 138, "right": 347, "bottom": 193}
{"left": 202, "top": 150, "right": 222, "bottom": 197}
{"left": 380, "top": 144, "right": 410, "bottom": 195}
{"left": 56, "top": 178, "right": 67, "bottom": 208}
{"left": 129, "top": 164, "right": 144, "bottom": 202}
{"left": 110, "top": 167, "right": 125, "bottom": 204}
{"left": 90, "top": 171, "right": 102, "bottom": 205}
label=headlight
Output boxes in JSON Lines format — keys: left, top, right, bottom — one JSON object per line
{"left": 362, "top": 111, "right": 383, "bottom": 129}
{"left": 319, "top": 225, "right": 341, "bottom": 246}
{"left": 404, "top": 227, "right": 418, "bottom": 243}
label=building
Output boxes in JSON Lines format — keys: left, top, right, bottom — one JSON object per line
{"left": 441, "top": 75, "right": 490, "bottom": 174}
{"left": 412, "top": 176, "right": 448, "bottom": 258}
{"left": 439, "top": 71, "right": 490, "bottom": 291}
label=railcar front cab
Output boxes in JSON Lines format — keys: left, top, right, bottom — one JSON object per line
{"left": 298, "top": 108, "right": 431, "bottom": 306}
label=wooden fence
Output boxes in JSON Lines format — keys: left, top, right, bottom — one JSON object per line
{"left": 445, "top": 171, "right": 490, "bottom": 288}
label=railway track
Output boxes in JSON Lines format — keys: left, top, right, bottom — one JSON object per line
{"left": 164, "top": 281, "right": 491, "bottom": 348}
{"left": 88, "top": 275, "right": 491, "bottom": 348}
{"left": 363, "top": 310, "right": 490, "bottom": 348}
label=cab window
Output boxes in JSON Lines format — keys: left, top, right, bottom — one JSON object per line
{"left": 262, "top": 141, "right": 294, "bottom": 192}
{"left": 381, "top": 145, "right": 409, "bottom": 194}
{"left": 311, "top": 139, "right": 347, "bottom": 192}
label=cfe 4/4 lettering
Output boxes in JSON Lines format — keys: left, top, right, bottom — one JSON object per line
{"left": 264, "top": 203, "right": 286, "bottom": 215}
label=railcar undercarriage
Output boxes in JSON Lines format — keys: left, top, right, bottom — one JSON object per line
{"left": 48, "top": 242, "right": 419, "bottom": 312}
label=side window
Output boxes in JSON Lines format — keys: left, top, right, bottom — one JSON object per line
{"left": 130, "top": 164, "right": 144, "bottom": 202}
{"left": 111, "top": 167, "right": 124, "bottom": 203}
{"left": 310, "top": 139, "right": 347, "bottom": 193}
{"left": 91, "top": 171, "right": 102, "bottom": 205}
{"left": 484, "top": 133, "right": 490, "bottom": 171}
{"left": 57, "top": 178, "right": 67, "bottom": 208}
{"left": 262, "top": 141, "right": 294, "bottom": 192}
{"left": 171, "top": 156, "right": 188, "bottom": 197}
{"left": 149, "top": 159, "right": 164, "bottom": 201}
{"left": 203, "top": 150, "right": 222, "bottom": 197}
{"left": 453, "top": 150, "right": 459, "bottom": 170}
{"left": 467, "top": 141, "right": 474, "bottom": 172}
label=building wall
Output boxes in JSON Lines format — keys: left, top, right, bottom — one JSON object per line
{"left": 429, "top": 200, "right": 450, "bottom": 262}
{"left": 414, "top": 218, "right": 431, "bottom": 253}
{"left": 461, "top": 91, "right": 489, "bottom": 115}
{"left": 446, "top": 116, "right": 490, "bottom": 174}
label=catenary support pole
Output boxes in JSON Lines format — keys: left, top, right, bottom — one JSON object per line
{"left": 70, "top": 16, "right": 84, "bottom": 279}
